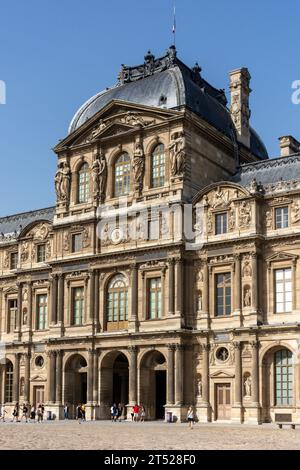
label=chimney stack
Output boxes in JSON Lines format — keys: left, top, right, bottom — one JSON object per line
{"left": 278, "top": 135, "right": 300, "bottom": 157}
{"left": 230, "top": 68, "right": 251, "bottom": 148}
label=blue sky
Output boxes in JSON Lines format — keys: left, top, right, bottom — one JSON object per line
{"left": 0, "top": 0, "right": 299, "bottom": 216}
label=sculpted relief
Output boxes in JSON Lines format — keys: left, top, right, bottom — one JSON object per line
{"left": 168, "top": 132, "right": 186, "bottom": 178}
{"left": 55, "top": 161, "right": 71, "bottom": 204}
{"left": 133, "top": 140, "right": 145, "bottom": 194}
{"left": 92, "top": 150, "right": 107, "bottom": 203}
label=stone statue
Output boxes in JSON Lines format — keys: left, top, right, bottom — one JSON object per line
{"left": 133, "top": 142, "right": 145, "bottom": 192}
{"left": 244, "top": 376, "right": 252, "bottom": 397}
{"left": 244, "top": 288, "right": 251, "bottom": 307}
{"left": 196, "top": 377, "right": 202, "bottom": 397}
{"left": 168, "top": 132, "right": 186, "bottom": 177}
{"left": 197, "top": 291, "right": 202, "bottom": 311}
{"left": 292, "top": 202, "right": 300, "bottom": 224}
{"left": 55, "top": 164, "right": 63, "bottom": 200}
{"left": 99, "top": 152, "right": 107, "bottom": 201}
{"left": 91, "top": 158, "right": 100, "bottom": 196}
{"left": 55, "top": 161, "right": 70, "bottom": 203}
{"left": 239, "top": 201, "right": 252, "bottom": 227}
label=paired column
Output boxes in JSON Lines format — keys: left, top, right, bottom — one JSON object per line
{"left": 251, "top": 341, "right": 260, "bottom": 405}
{"left": 202, "top": 344, "right": 210, "bottom": 405}
{"left": 17, "top": 283, "right": 23, "bottom": 333}
{"left": 24, "top": 353, "right": 31, "bottom": 403}
{"left": 130, "top": 266, "right": 138, "bottom": 325}
{"left": 167, "top": 344, "right": 175, "bottom": 404}
{"left": 57, "top": 274, "right": 64, "bottom": 324}
{"left": 175, "top": 259, "right": 183, "bottom": 317}
{"left": 168, "top": 259, "right": 175, "bottom": 316}
{"left": 93, "top": 350, "right": 99, "bottom": 403}
{"left": 51, "top": 275, "right": 58, "bottom": 324}
{"left": 202, "top": 263, "right": 209, "bottom": 315}
{"left": 87, "top": 349, "right": 95, "bottom": 403}
{"left": 48, "top": 350, "right": 57, "bottom": 403}
{"left": 26, "top": 283, "right": 33, "bottom": 329}
{"left": 13, "top": 353, "right": 21, "bottom": 402}
{"left": 234, "top": 342, "right": 242, "bottom": 406}
{"left": 234, "top": 255, "right": 241, "bottom": 313}
{"left": 94, "top": 271, "right": 100, "bottom": 331}
{"left": 251, "top": 253, "right": 258, "bottom": 312}
{"left": 56, "top": 350, "right": 63, "bottom": 404}
{"left": 175, "top": 345, "right": 184, "bottom": 405}
{"left": 89, "top": 271, "right": 95, "bottom": 323}
{"left": 128, "top": 346, "right": 138, "bottom": 405}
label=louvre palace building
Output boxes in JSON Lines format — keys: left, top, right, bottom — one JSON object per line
{"left": 0, "top": 45, "right": 300, "bottom": 424}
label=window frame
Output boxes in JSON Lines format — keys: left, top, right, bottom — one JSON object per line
{"left": 7, "top": 298, "right": 17, "bottom": 333}
{"left": 77, "top": 162, "right": 90, "bottom": 204}
{"left": 148, "top": 277, "right": 162, "bottom": 320}
{"left": 275, "top": 206, "right": 289, "bottom": 230}
{"left": 10, "top": 252, "right": 18, "bottom": 270}
{"left": 106, "top": 275, "right": 129, "bottom": 328}
{"left": 36, "top": 293, "right": 48, "bottom": 330}
{"left": 274, "top": 267, "right": 292, "bottom": 314}
{"left": 274, "top": 349, "right": 293, "bottom": 406}
{"left": 72, "top": 233, "right": 83, "bottom": 253}
{"left": 36, "top": 244, "right": 46, "bottom": 263}
{"left": 114, "top": 153, "right": 131, "bottom": 197}
{"left": 215, "top": 212, "right": 228, "bottom": 235}
{"left": 215, "top": 272, "right": 232, "bottom": 317}
{"left": 71, "top": 286, "right": 85, "bottom": 326}
{"left": 151, "top": 144, "right": 166, "bottom": 188}
{"left": 5, "top": 362, "right": 13, "bottom": 403}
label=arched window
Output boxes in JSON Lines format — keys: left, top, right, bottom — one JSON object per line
{"left": 107, "top": 274, "right": 128, "bottom": 328}
{"left": 275, "top": 349, "right": 293, "bottom": 405}
{"left": 5, "top": 361, "right": 13, "bottom": 403}
{"left": 151, "top": 144, "right": 165, "bottom": 188}
{"left": 114, "top": 153, "right": 131, "bottom": 197}
{"left": 78, "top": 163, "right": 90, "bottom": 203}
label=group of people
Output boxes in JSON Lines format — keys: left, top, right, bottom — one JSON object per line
{"left": 110, "top": 403, "right": 146, "bottom": 422}
{"left": 0, "top": 402, "right": 45, "bottom": 423}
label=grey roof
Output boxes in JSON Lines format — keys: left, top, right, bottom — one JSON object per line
{"left": 0, "top": 207, "right": 55, "bottom": 239}
{"left": 69, "top": 47, "right": 268, "bottom": 160}
{"left": 232, "top": 153, "right": 300, "bottom": 187}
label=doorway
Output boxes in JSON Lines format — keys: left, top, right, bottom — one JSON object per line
{"left": 216, "top": 383, "right": 231, "bottom": 420}
{"left": 155, "top": 370, "right": 166, "bottom": 419}
{"left": 33, "top": 385, "right": 45, "bottom": 406}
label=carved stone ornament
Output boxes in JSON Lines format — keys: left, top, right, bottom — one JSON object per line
{"left": 21, "top": 242, "right": 29, "bottom": 262}
{"left": 133, "top": 140, "right": 145, "bottom": 193}
{"left": 168, "top": 131, "right": 186, "bottom": 178}
{"left": 55, "top": 161, "right": 71, "bottom": 204}
{"left": 242, "top": 259, "right": 252, "bottom": 277}
{"left": 239, "top": 201, "right": 252, "bottom": 228}
{"left": 291, "top": 201, "right": 300, "bottom": 225}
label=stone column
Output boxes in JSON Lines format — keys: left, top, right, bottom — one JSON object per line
{"left": 167, "top": 344, "right": 175, "bottom": 404}
{"left": 202, "top": 344, "right": 210, "bottom": 405}
{"left": 24, "top": 353, "right": 31, "bottom": 403}
{"left": 94, "top": 270, "right": 100, "bottom": 332}
{"left": 168, "top": 259, "right": 175, "bottom": 316}
{"left": 27, "top": 283, "right": 32, "bottom": 330}
{"left": 175, "top": 345, "right": 184, "bottom": 405}
{"left": 93, "top": 350, "right": 99, "bottom": 404}
{"left": 51, "top": 274, "right": 58, "bottom": 324}
{"left": 292, "top": 259, "right": 297, "bottom": 311}
{"left": 13, "top": 353, "right": 20, "bottom": 403}
{"left": 202, "top": 263, "right": 209, "bottom": 315}
{"left": 128, "top": 346, "right": 138, "bottom": 405}
{"left": 89, "top": 271, "right": 95, "bottom": 323}
{"left": 87, "top": 349, "right": 94, "bottom": 403}
{"left": 17, "top": 283, "right": 22, "bottom": 333}
{"left": 234, "top": 342, "right": 242, "bottom": 406}
{"left": 175, "top": 259, "right": 183, "bottom": 317}
{"left": 48, "top": 351, "right": 57, "bottom": 403}
{"left": 251, "top": 341, "right": 259, "bottom": 405}
{"left": 251, "top": 253, "right": 258, "bottom": 312}
{"left": 234, "top": 254, "right": 241, "bottom": 313}
{"left": 56, "top": 350, "right": 63, "bottom": 404}
{"left": 57, "top": 274, "right": 64, "bottom": 324}
{"left": 130, "top": 266, "right": 138, "bottom": 327}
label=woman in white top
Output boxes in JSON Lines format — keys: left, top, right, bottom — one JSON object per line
{"left": 187, "top": 406, "right": 194, "bottom": 429}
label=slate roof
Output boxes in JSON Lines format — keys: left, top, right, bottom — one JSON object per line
{"left": 69, "top": 47, "right": 268, "bottom": 160}
{"left": 0, "top": 207, "right": 55, "bottom": 239}
{"left": 232, "top": 153, "right": 300, "bottom": 187}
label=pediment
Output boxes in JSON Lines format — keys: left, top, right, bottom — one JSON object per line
{"left": 55, "top": 100, "right": 180, "bottom": 151}
{"left": 266, "top": 252, "right": 298, "bottom": 263}
{"left": 30, "top": 375, "right": 46, "bottom": 382}
{"left": 20, "top": 221, "right": 52, "bottom": 241}
{"left": 4, "top": 286, "right": 18, "bottom": 296}
{"left": 210, "top": 370, "right": 235, "bottom": 378}
{"left": 193, "top": 182, "right": 250, "bottom": 207}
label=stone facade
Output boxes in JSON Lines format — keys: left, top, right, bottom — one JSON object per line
{"left": 0, "top": 47, "right": 300, "bottom": 424}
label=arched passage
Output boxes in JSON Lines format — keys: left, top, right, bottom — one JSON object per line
{"left": 140, "top": 350, "right": 167, "bottom": 420}
{"left": 261, "top": 346, "right": 294, "bottom": 423}
{"left": 100, "top": 351, "right": 129, "bottom": 418}
{"left": 64, "top": 354, "right": 87, "bottom": 415}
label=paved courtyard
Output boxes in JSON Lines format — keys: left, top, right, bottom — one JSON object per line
{"left": 0, "top": 421, "right": 299, "bottom": 450}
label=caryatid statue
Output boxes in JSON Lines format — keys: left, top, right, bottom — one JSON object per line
{"left": 133, "top": 141, "right": 145, "bottom": 193}
{"left": 55, "top": 161, "right": 71, "bottom": 204}
{"left": 168, "top": 132, "right": 186, "bottom": 177}
{"left": 98, "top": 151, "right": 107, "bottom": 202}
{"left": 91, "top": 157, "right": 100, "bottom": 197}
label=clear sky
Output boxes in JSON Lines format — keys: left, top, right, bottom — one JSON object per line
{"left": 0, "top": 0, "right": 299, "bottom": 216}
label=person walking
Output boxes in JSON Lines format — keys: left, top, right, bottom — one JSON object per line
{"left": 37, "top": 403, "right": 44, "bottom": 423}
{"left": 140, "top": 405, "right": 146, "bottom": 422}
{"left": 133, "top": 404, "right": 139, "bottom": 422}
{"left": 12, "top": 403, "right": 19, "bottom": 422}
{"left": 64, "top": 403, "right": 69, "bottom": 420}
{"left": 117, "top": 403, "right": 123, "bottom": 422}
{"left": 187, "top": 406, "right": 194, "bottom": 429}
{"left": 130, "top": 407, "right": 134, "bottom": 422}
{"left": 81, "top": 404, "right": 86, "bottom": 422}
{"left": 30, "top": 405, "right": 36, "bottom": 422}
{"left": 76, "top": 404, "right": 82, "bottom": 423}
{"left": 0, "top": 405, "right": 7, "bottom": 422}
{"left": 20, "top": 403, "right": 28, "bottom": 423}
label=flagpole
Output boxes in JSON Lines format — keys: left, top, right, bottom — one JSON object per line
{"left": 172, "top": 3, "right": 176, "bottom": 48}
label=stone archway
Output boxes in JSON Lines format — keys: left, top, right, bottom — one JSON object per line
{"left": 139, "top": 350, "right": 167, "bottom": 420}
{"left": 99, "top": 351, "right": 129, "bottom": 419}
{"left": 261, "top": 345, "right": 294, "bottom": 423}
{"left": 64, "top": 354, "right": 87, "bottom": 417}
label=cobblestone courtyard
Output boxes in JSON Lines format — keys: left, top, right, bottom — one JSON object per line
{"left": 0, "top": 421, "right": 299, "bottom": 450}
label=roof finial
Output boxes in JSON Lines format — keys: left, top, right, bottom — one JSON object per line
{"left": 172, "top": 2, "right": 176, "bottom": 48}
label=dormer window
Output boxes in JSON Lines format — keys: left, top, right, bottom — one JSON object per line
{"left": 275, "top": 206, "right": 289, "bottom": 229}
{"left": 215, "top": 213, "right": 227, "bottom": 235}
{"left": 37, "top": 244, "right": 46, "bottom": 263}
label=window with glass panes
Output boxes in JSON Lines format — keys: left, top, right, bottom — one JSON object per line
{"left": 148, "top": 277, "right": 162, "bottom": 319}
{"left": 275, "top": 206, "right": 289, "bottom": 229}
{"left": 10, "top": 252, "right": 18, "bottom": 270}
{"left": 114, "top": 153, "right": 131, "bottom": 197}
{"left": 37, "top": 294, "right": 47, "bottom": 330}
{"left": 37, "top": 244, "right": 46, "bottom": 263}
{"left": 8, "top": 299, "right": 17, "bottom": 333}
{"left": 107, "top": 275, "right": 128, "bottom": 323}
{"left": 216, "top": 273, "right": 231, "bottom": 316}
{"left": 215, "top": 213, "right": 228, "bottom": 235}
{"left": 78, "top": 163, "right": 90, "bottom": 203}
{"left": 72, "top": 233, "right": 83, "bottom": 253}
{"left": 151, "top": 144, "right": 165, "bottom": 188}
{"left": 72, "top": 287, "right": 84, "bottom": 325}
{"left": 275, "top": 349, "right": 293, "bottom": 406}
{"left": 5, "top": 362, "right": 13, "bottom": 403}
{"left": 275, "top": 268, "right": 292, "bottom": 313}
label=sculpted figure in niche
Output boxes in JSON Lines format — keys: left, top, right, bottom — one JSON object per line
{"left": 98, "top": 152, "right": 107, "bottom": 201}
{"left": 133, "top": 142, "right": 145, "bottom": 193}
{"left": 242, "top": 260, "right": 252, "bottom": 277}
{"left": 168, "top": 132, "right": 186, "bottom": 177}
{"left": 244, "top": 287, "right": 251, "bottom": 307}
{"left": 55, "top": 161, "right": 70, "bottom": 203}
{"left": 196, "top": 376, "right": 202, "bottom": 397}
{"left": 292, "top": 202, "right": 300, "bottom": 224}
{"left": 244, "top": 376, "right": 252, "bottom": 397}
{"left": 91, "top": 157, "right": 100, "bottom": 196}
{"left": 239, "top": 201, "right": 252, "bottom": 227}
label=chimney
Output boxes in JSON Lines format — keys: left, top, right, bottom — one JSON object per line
{"left": 278, "top": 135, "right": 300, "bottom": 157}
{"left": 230, "top": 68, "right": 251, "bottom": 148}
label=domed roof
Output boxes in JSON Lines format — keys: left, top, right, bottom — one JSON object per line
{"left": 69, "top": 47, "right": 268, "bottom": 160}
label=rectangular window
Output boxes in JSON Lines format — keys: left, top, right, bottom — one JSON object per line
{"left": 8, "top": 299, "right": 17, "bottom": 333}
{"left": 10, "top": 252, "right": 18, "bottom": 270}
{"left": 37, "top": 244, "right": 46, "bottom": 263}
{"left": 72, "top": 233, "right": 83, "bottom": 253}
{"left": 216, "top": 273, "right": 231, "bottom": 316}
{"left": 37, "top": 294, "right": 48, "bottom": 330}
{"left": 215, "top": 213, "right": 228, "bottom": 235}
{"left": 148, "top": 278, "right": 162, "bottom": 319}
{"left": 148, "top": 218, "right": 159, "bottom": 241}
{"left": 275, "top": 207, "right": 289, "bottom": 229}
{"left": 275, "top": 349, "right": 293, "bottom": 406}
{"left": 72, "top": 287, "right": 84, "bottom": 325}
{"left": 151, "top": 149, "right": 165, "bottom": 188}
{"left": 275, "top": 268, "right": 292, "bottom": 313}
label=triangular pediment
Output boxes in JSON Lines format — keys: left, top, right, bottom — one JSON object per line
{"left": 4, "top": 286, "right": 18, "bottom": 296}
{"left": 210, "top": 370, "right": 235, "bottom": 378}
{"left": 30, "top": 375, "right": 46, "bottom": 382}
{"left": 266, "top": 252, "right": 298, "bottom": 262}
{"left": 54, "top": 100, "right": 181, "bottom": 152}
